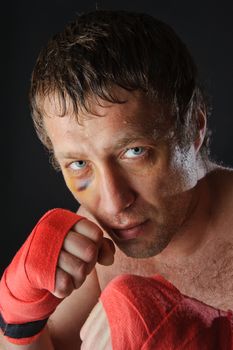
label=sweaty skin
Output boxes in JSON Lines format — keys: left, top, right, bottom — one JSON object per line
{"left": 44, "top": 89, "right": 205, "bottom": 259}
{"left": 41, "top": 88, "right": 233, "bottom": 350}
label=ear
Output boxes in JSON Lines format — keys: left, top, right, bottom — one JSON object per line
{"left": 194, "top": 108, "right": 207, "bottom": 154}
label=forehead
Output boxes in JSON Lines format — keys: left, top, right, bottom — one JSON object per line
{"left": 42, "top": 88, "right": 167, "bottom": 127}
{"left": 42, "top": 88, "right": 171, "bottom": 154}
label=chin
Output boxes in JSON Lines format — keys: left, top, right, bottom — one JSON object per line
{"left": 117, "top": 237, "right": 171, "bottom": 259}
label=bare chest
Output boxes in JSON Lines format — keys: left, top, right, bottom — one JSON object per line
{"left": 161, "top": 240, "right": 233, "bottom": 311}
{"left": 96, "top": 239, "right": 233, "bottom": 311}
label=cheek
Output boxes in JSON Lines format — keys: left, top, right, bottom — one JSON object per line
{"left": 63, "top": 173, "right": 78, "bottom": 194}
{"left": 63, "top": 172, "right": 98, "bottom": 206}
{"left": 138, "top": 161, "right": 194, "bottom": 203}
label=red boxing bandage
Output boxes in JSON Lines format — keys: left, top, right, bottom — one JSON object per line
{"left": 100, "top": 274, "right": 233, "bottom": 349}
{"left": 0, "top": 208, "right": 83, "bottom": 345}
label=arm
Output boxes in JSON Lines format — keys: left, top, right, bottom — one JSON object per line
{"left": 0, "top": 326, "right": 53, "bottom": 350}
{"left": 49, "top": 268, "right": 101, "bottom": 350}
{"left": 1, "top": 269, "right": 100, "bottom": 350}
{"left": 80, "top": 301, "right": 112, "bottom": 350}
{"left": 80, "top": 274, "right": 233, "bottom": 349}
{"left": 0, "top": 209, "right": 114, "bottom": 350}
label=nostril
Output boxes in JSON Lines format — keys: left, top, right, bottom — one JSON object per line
{"left": 124, "top": 195, "right": 136, "bottom": 209}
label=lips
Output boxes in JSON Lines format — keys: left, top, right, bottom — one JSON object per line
{"left": 111, "top": 221, "right": 148, "bottom": 240}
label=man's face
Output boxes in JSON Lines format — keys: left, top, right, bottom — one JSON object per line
{"left": 44, "top": 89, "right": 200, "bottom": 258}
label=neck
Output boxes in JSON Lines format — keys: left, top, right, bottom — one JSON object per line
{"left": 158, "top": 160, "right": 217, "bottom": 260}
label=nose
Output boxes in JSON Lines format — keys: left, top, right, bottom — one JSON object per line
{"left": 98, "top": 164, "right": 136, "bottom": 216}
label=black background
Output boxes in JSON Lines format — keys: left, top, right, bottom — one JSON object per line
{"left": 1, "top": 1, "right": 233, "bottom": 274}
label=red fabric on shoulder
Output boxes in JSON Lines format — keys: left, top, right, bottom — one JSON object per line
{"left": 0, "top": 208, "right": 83, "bottom": 344}
{"left": 100, "top": 274, "right": 182, "bottom": 349}
{"left": 100, "top": 274, "right": 233, "bottom": 350}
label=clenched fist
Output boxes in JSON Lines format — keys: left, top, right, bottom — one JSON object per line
{"left": 0, "top": 208, "right": 115, "bottom": 345}
{"left": 55, "top": 218, "right": 115, "bottom": 298}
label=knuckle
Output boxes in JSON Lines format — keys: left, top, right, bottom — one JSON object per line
{"left": 62, "top": 231, "right": 74, "bottom": 249}
{"left": 55, "top": 270, "right": 73, "bottom": 297}
{"left": 85, "top": 262, "right": 95, "bottom": 275}
{"left": 74, "top": 219, "right": 103, "bottom": 242}
{"left": 90, "top": 226, "right": 103, "bottom": 242}
{"left": 58, "top": 250, "right": 88, "bottom": 284}
{"left": 85, "top": 242, "right": 98, "bottom": 262}
{"left": 73, "top": 262, "right": 87, "bottom": 285}
{"left": 58, "top": 250, "right": 68, "bottom": 266}
{"left": 70, "top": 257, "right": 81, "bottom": 273}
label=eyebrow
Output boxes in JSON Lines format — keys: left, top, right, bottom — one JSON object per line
{"left": 112, "top": 123, "right": 161, "bottom": 147}
{"left": 55, "top": 151, "right": 84, "bottom": 160}
{"left": 112, "top": 135, "right": 149, "bottom": 150}
{"left": 56, "top": 131, "right": 156, "bottom": 160}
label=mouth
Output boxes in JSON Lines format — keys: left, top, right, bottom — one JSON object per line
{"left": 110, "top": 220, "right": 149, "bottom": 241}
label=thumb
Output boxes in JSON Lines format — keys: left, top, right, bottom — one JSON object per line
{"left": 98, "top": 238, "right": 115, "bottom": 266}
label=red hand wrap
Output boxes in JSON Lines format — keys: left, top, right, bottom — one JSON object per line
{"left": 0, "top": 208, "right": 83, "bottom": 344}
{"left": 100, "top": 274, "right": 233, "bottom": 349}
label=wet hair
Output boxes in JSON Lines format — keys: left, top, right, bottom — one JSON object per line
{"left": 30, "top": 9, "right": 211, "bottom": 160}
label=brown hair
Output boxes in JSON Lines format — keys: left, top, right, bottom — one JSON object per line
{"left": 30, "top": 10, "right": 211, "bottom": 158}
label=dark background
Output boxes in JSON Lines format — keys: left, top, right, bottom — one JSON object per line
{"left": 1, "top": 1, "right": 232, "bottom": 275}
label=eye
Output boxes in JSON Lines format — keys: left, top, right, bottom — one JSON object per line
{"left": 69, "top": 160, "right": 87, "bottom": 170}
{"left": 124, "top": 147, "right": 146, "bottom": 158}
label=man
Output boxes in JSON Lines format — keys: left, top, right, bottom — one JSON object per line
{"left": 0, "top": 9, "right": 232, "bottom": 350}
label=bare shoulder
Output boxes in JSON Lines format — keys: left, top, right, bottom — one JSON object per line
{"left": 207, "top": 165, "right": 233, "bottom": 222}
{"left": 207, "top": 164, "right": 233, "bottom": 191}
{"left": 48, "top": 268, "right": 101, "bottom": 350}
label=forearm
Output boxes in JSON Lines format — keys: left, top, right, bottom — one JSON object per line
{"left": 0, "top": 210, "right": 106, "bottom": 350}
{"left": 0, "top": 326, "right": 54, "bottom": 350}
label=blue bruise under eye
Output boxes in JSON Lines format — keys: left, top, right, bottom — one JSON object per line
{"left": 77, "top": 179, "right": 91, "bottom": 191}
